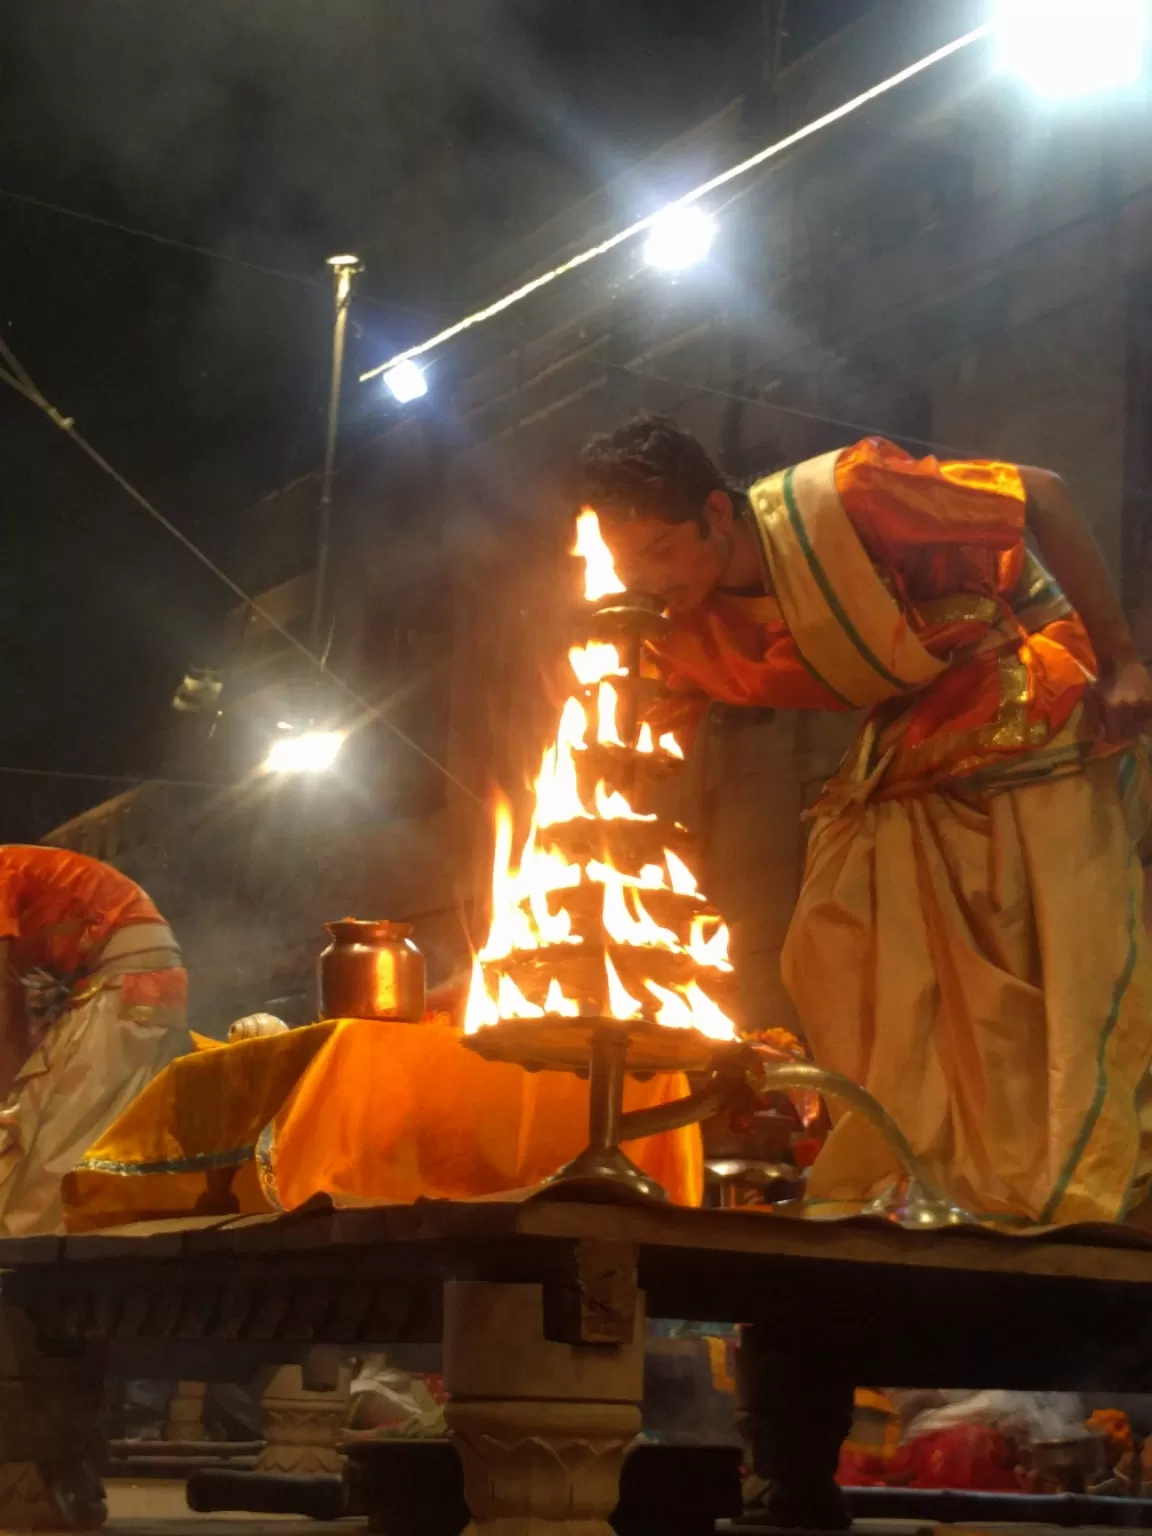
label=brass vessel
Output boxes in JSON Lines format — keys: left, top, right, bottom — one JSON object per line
{"left": 318, "top": 919, "right": 426, "bottom": 1022}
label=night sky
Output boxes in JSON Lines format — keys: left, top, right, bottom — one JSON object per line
{"left": 0, "top": 0, "right": 853, "bottom": 842}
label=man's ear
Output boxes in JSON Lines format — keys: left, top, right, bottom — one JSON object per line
{"left": 703, "top": 489, "right": 735, "bottom": 535}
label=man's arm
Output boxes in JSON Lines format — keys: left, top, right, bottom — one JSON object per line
{"left": 1020, "top": 465, "right": 1152, "bottom": 742}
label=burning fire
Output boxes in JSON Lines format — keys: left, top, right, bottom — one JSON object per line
{"left": 573, "top": 508, "right": 625, "bottom": 602}
{"left": 464, "top": 509, "right": 736, "bottom": 1043}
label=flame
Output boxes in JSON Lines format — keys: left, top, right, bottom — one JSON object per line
{"left": 569, "top": 641, "right": 624, "bottom": 686}
{"left": 636, "top": 724, "right": 683, "bottom": 759}
{"left": 478, "top": 800, "right": 537, "bottom": 960}
{"left": 683, "top": 981, "right": 735, "bottom": 1040}
{"left": 498, "top": 973, "right": 544, "bottom": 1019}
{"left": 665, "top": 848, "right": 699, "bottom": 897}
{"left": 596, "top": 682, "right": 625, "bottom": 747}
{"left": 464, "top": 526, "right": 737, "bottom": 1045}
{"left": 464, "top": 957, "right": 499, "bottom": 1033}
{"left": 587, "top": 860, "right": 664, "bottom": 890}
{"left": 644, "top": 979, "right": 735, "bottom": 1041}
{"left": 599, "top": 863, "right": 680, "bottom": 950}
{"left": 545, "top": 978, "right": 581, "bottom": 1017}
{"left": 574, "top": 508, "right": 626, "bottom": 602}
{"left": 686, "top": 915, "right": 733, "bottom": 971}
{"left": 604, "top": 953, "right": 643, "bottom": 1019}
{"left": 536, "top": 698, "right": 590, "bottom": 827}
{"left": 645, "top": 979, "right": 694, "bottom": 1030}
{"left": 594, "top": 781, "right": 656, "bottom": 821}
{"left": 644, "top": 979, "right": 733, "bottom": 1041}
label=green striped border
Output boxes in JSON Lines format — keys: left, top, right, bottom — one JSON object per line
{"left": 1039, "top": 880, "right": 1140, "bottom": 1224}
{"left": 782, "top": 467, "right": 912, "bottom": 695}
{"left": 79, "top": 1143, "right": 255, "bottom": 1177}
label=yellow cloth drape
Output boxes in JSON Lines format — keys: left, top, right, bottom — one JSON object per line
{"left": 63, "top": 1019, "right": 702, "bottom": 1231}
{"left": 786, "top": 752, "right": 1152, "bottom": 1224}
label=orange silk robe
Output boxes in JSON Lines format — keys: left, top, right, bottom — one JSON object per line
{"left": 646, "top": 437, "right": 1100, "bottom": 802}
{"left": 643, "top": 438, "right": 1152, "bottom": 1225}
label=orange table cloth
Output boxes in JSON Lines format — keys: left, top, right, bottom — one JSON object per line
{"left": 62, "top": 1019, "right": 703, "bottom": 1232}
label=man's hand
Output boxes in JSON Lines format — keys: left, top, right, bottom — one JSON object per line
{"left": 1092, "top": 655, "right": 1152, "bottom": 743}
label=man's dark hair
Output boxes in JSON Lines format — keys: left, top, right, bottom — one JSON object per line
{"left": 581, "top": 414, "right": 732, "bottom": 533}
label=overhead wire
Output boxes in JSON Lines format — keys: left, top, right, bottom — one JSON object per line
{"left": 0, "top": 764, "right": 223, "bottom": 792}
{"left": 360, "top": 22, "right": 993, "bottom": 383}
{"left": 0, "top": 336, "right": 484, "bottom": 808}
{"left": 0, "top": 185, "right": 436, "bottom": 322}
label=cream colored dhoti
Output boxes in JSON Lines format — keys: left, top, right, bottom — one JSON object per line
{"left": 0, "top": 923, "right": 191, "bottom": 1236}
{"left": 785, "top": 753, "right": 1152, "bottom": 1225}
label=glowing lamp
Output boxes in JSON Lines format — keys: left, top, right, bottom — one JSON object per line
{"left": 995, "top": 0, "right": 1148, "bottom": 98}
{"left": 264, "top": 729, "right": 346, "bottom": 774}
{"left": 382, "top": 360, "right": 428, "bottom": 403}
{"left": 642, "top": 205, "right": 716, "bottom": 272}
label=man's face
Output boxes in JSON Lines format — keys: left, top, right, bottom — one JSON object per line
{"left": 599, "top": 492, "right": 732, "bottom": 614}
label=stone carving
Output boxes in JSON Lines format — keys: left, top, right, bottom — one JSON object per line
{"left": 166, "top": 1380, "right": 207, "bottom": 1442}
{"left": 256, "top": 1362, "right": 352, "bottom": 1476}
{"left": 443, "top": 1280, "right": 645, "bottom": 1536}
{"left": 448, "top": 1399, "right": 640, "bottom": 1536}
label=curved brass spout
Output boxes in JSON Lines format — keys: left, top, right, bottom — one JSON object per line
{"left": 617, "top": 1044, "right": 972, "bottom": 1227}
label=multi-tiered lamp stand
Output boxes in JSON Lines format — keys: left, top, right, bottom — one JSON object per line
{"left": 464, "top": 588, "right": 743, "bottom": 1201}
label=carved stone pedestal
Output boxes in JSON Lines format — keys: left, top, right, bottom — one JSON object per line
{"left": 0, "top": 1306, "right": 106, "bottom": 1531}
{"left": 443, "top": 1280, "right": 644, "bottom": 1536}
{"left": 166, "top": 1380, "right": 207, "bottom": 1443}
{"left": 255, "top": 1362, "right": 352, "bottom": 1476}
{"left": 734, "top": 1322, "right": 853, "bottom": 1531}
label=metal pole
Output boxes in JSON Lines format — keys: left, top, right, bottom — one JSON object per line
{"left": 586, "top": 1029, "right": 627, "bottom": 1152}
{"left": 312, "top": 255, "right": 360, "bottom": 659}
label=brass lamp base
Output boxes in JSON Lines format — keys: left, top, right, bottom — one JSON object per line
{"left": 463, "top": 1015, "right": 718, "bottom": 1074}
{"left": 542, "top": 1144, "right": 667, "bottom": 1205}
{"left": 464, "top": 1016, "right": 705, "bottom": 1204}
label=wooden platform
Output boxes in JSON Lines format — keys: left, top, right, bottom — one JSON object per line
{"left": 3, "top": 1198, "right": 1152, "bottom": 1385}
{"left": 6, "top": 1199, "right": 1152, "bottom": 1535}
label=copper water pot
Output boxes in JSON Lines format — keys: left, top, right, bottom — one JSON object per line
{"left": 318, "top": 919, "right": 426, "bottom": 1022}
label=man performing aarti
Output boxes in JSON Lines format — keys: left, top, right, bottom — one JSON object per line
{"left": 0, "top": 844, "right": 189, "bottom": 1234}
{"left": 581, "top": 414, "right": 1152, "bottom": 1225}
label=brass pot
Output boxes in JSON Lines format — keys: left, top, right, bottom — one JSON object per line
{"left": 318, "top": 919, "right": 426, "bottom": 1022}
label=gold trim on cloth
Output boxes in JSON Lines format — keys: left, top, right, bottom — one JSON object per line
{"left": 749, "top": 451, "right": 947, "bottom": 708}
{"left": 917, "top": 594, "right": 1002, "bottom": 629}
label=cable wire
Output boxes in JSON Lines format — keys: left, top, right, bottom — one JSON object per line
{"left": 0, "top": 764, "right": 222, "bottom": 791}
{"left": 0, "top": 337, "right": 484, "bottom": 807}
{"left": 360, "top": 23, "right": 992, "bottom": 383}
{"left": 0, "top": 185, "right": 435, "bottom": 321}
